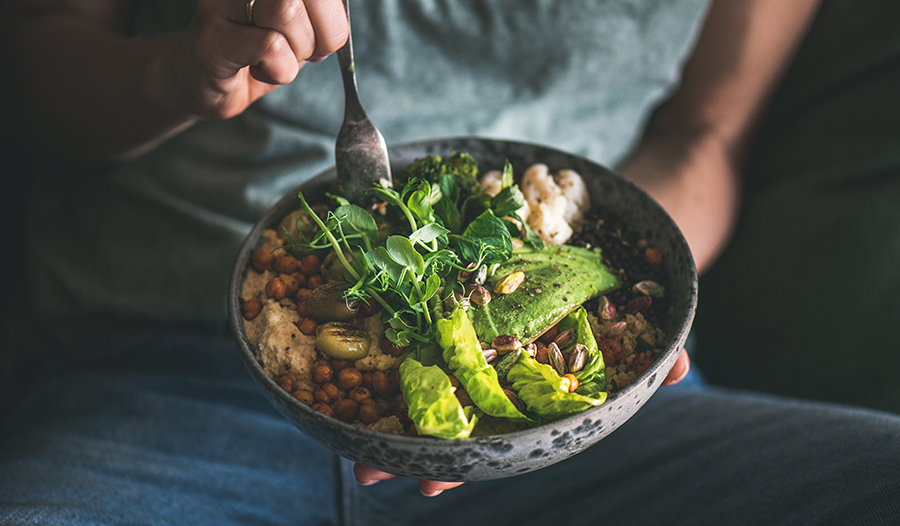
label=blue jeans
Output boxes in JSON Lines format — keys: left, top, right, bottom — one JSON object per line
{"left": 2, "top": 327, "right": 899, "bottom": 525}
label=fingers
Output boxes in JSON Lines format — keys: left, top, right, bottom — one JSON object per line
{"left": 662, "top": 348, "right": 690, "bottom": 386}
{"left": 419, "top": 480, "right": 465, "bottom": 498}
{"left": 172, "top": 0, "right": 347, "bottom": 117}
{"left": 353, "top": 464, "right": 400, "bottom": 486}
{"left": 250, "top": 0, "right": 348, "bottom": 62}
{"left": 353, "top": 464, "right": 465, "bottom": 498}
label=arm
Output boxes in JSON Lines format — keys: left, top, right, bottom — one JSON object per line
{"left": 619, "top": 0, "right": 822, "bottom": 273}
{"left": 1, "top": 0, "right": 348, "bottom": 163}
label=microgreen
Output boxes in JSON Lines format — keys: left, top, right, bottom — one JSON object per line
{"left": 285, "top": 155, "right": 536, "bottom": 355}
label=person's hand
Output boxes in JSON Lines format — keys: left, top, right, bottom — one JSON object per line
{"left": 156, "top": 0, "right": 349, "bottom": 119}
{"left": 354, "top": 348, "right": 691, "bottom": 496}
{"left": 353, "top": 464, "right": 465, "bottom": 497}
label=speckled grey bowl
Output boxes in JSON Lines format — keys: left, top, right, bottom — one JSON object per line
{"left": 228, "top": 137, "right": 697, "bottom": 482}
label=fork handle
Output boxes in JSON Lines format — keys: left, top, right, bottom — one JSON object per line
{"left": 337, "top": 0, "right": 366, "bottom": 123}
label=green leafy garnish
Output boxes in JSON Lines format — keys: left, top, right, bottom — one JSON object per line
{"left": 507, "top": 354, "right": 607, "bottom": 419}
{"left": 400, "top": 357, "right": 478, "bottom": 439}
{"left": 435, "top": 308, "right": 532, "bottom": 423}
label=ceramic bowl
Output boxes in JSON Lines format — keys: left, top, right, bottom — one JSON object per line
{"left": 228, "top": 137, "right": 697, "bottom": 482}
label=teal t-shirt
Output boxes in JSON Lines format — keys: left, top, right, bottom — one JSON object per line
{"left": 694, "top": 0, "right": 900, "bottom": 413}
{"left": 26, "top": 0, "right": 710, "bottom": 336}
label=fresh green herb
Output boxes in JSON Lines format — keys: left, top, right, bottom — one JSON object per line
{"left": 286, "top": 155, "right": 528, "bottom": 355}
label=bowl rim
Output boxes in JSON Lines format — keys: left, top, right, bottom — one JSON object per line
{"left": 228, "top": 136, "right": 698, "bottom": 449}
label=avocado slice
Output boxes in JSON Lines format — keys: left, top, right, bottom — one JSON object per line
{"left": 468, "top": 244, "right": 621, "bottom": 345}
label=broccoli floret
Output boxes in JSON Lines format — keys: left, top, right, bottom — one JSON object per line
{"left": 397, "top": 152, "right": 481, "bottom": 197}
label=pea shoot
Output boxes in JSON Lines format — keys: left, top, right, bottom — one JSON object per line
{"left": 283, "top": 154, "right": 540, "bottom": 354}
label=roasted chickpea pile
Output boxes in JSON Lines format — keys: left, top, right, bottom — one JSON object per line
{"left": 241, "top": 248, "right": 415, "bottom": 431}
{"left": 274, "top": 359, "right": 412, "bottom": 428}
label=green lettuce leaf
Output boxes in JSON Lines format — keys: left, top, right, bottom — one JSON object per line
{"left": 507, "top": 354, "right": 607, "bottom": 420}
{"left": 399, "top": 357, "right": 477, "bottom": 439}
{"left": 555, "top": 307, "right": 607, "bottom": 397}
{"left": 435, "top": 308, "right": 532, "bottom": 423}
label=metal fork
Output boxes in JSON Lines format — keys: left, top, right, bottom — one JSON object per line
{"left": 334, "top": 0, "right": 392, "bottom": 206}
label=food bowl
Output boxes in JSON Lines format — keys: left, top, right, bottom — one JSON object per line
{"left": 228, "top": 137, "right": 697, "bottom": 482}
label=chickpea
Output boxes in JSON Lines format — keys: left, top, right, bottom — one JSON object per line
{"left": 311, "top": 402, "right": 334, "bottom": 417}
{"left": 374, "top": 396, "right": 394, "bottom": 415}
{"left": 250, "top": 248, "right": 275, "bottom": 272}
{"left": 361, "top": 372, "right": 374, "bottom": 391}
{"left": 321, "top": 382, "right": 340, "bottom": 401}
{"left": 338, "top": 367, "right": 363, "bottom": 391}
{"left": 292, "top": 390, "right": 315, "bottom": 405}
{"left": 297, "top": 317, "right": 318, "bottom": 336}
{"left": 274, "top": 252, "right": 300, "bottom": 274}
{"left": 312, "top": 363, "right": 333, "bottom": 384}
{"left": 314, "top": 382, "right": 339, "bottom": 404}
{"left": 307, "top": 274, "right": 325, "bottom": 290}
{"left": 265, "top": 276, "right": 288, "bottom": 300}
{"left": 295, "top": 288, "right": 313, "bottom": 302}
{"left": 372, "top": 370, "right": 393, "bottom": 396}
{"left": 388, "top": 370, "right": 401, "bottom": 393}
{"left": 296, "top": 298, "right": 310, "bottom": 317}
{"left": 330, "top": 359, "right": 350, "bottom": 373}
{"left": 275, "top": 374, "right": 295, "bottom": 392}
{"left": 311, "top": 358, "right": 330, "bottom": 369}
{"left": 279, "top": 273, "right": 299, "bottom": 298}
{"left": 562, "top": 373, "right": 579, "bottom": 393}
{"left": 358, "top": 399, "right": 381, "bottom": 424}
{"left": 333, "top": 399, "right": 359, "bottom": 423}
{"left": 241, "top": 299, "right": 263, "bottom": 321}
{"left": 348, "top": 386, "right": 371, "bottom": 404}
{"left": 644, "top": 247, "right": 663, "bottom": 267}
{"left": 299, "top": 254, "right": 322, "bottom": 276}
{"left": 291, "top": 271, "right": 308, "bottom": 288}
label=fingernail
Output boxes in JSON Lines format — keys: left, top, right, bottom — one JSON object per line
{"left": 422, "top": 489, "right": 443, "bottom": 497}
{"left": 309, "top": 54, "right": 330, "bottom": 63}
{"left": 358, "top": 479, "right": 379, "bottom": 486}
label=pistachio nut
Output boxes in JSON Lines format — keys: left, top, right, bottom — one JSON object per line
{"left": 522, "top": 342, "right": 538, "bottom": 357}
{"left": 467, "top": 285, "right": 492, "bottom": 306}
{"left": 548, "top": 342, "right": 567, "bottom": 376}
{"left": 602, "top": 321, "right": 628, "bottom": 339}
{"left": 492, "top": 334, "right": 522, "bottom": 353}
{"left": 567, "top": 343, "right": 589, "bottom": 372}
{"left": 494, "top": 348, "right": 522, "bottom": 380}
{"left": 457, "top": 262, "right": 478, "bottom": 283}
{"left": 473, "top": 265, "right": 488, "bottom": 285}
{"left": 482, "top": 348, "right": 498, "bottom": 363}
{"left": 598, "top": 295, "right": 617, "bottom": 321}
{"left": 633, "top": 280, "right": 665, "bottom": 298}
{"left": 552, "top": 328, "right": 576, "bottom": 350}
{"left": 624, "top": 296, "right": 652, "bottom": 314}
{"left": 503, "top": 388, "right": 526, "bottom": 413}
{"left": 493, "top": 271, "right": 525, "bottom": 295}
